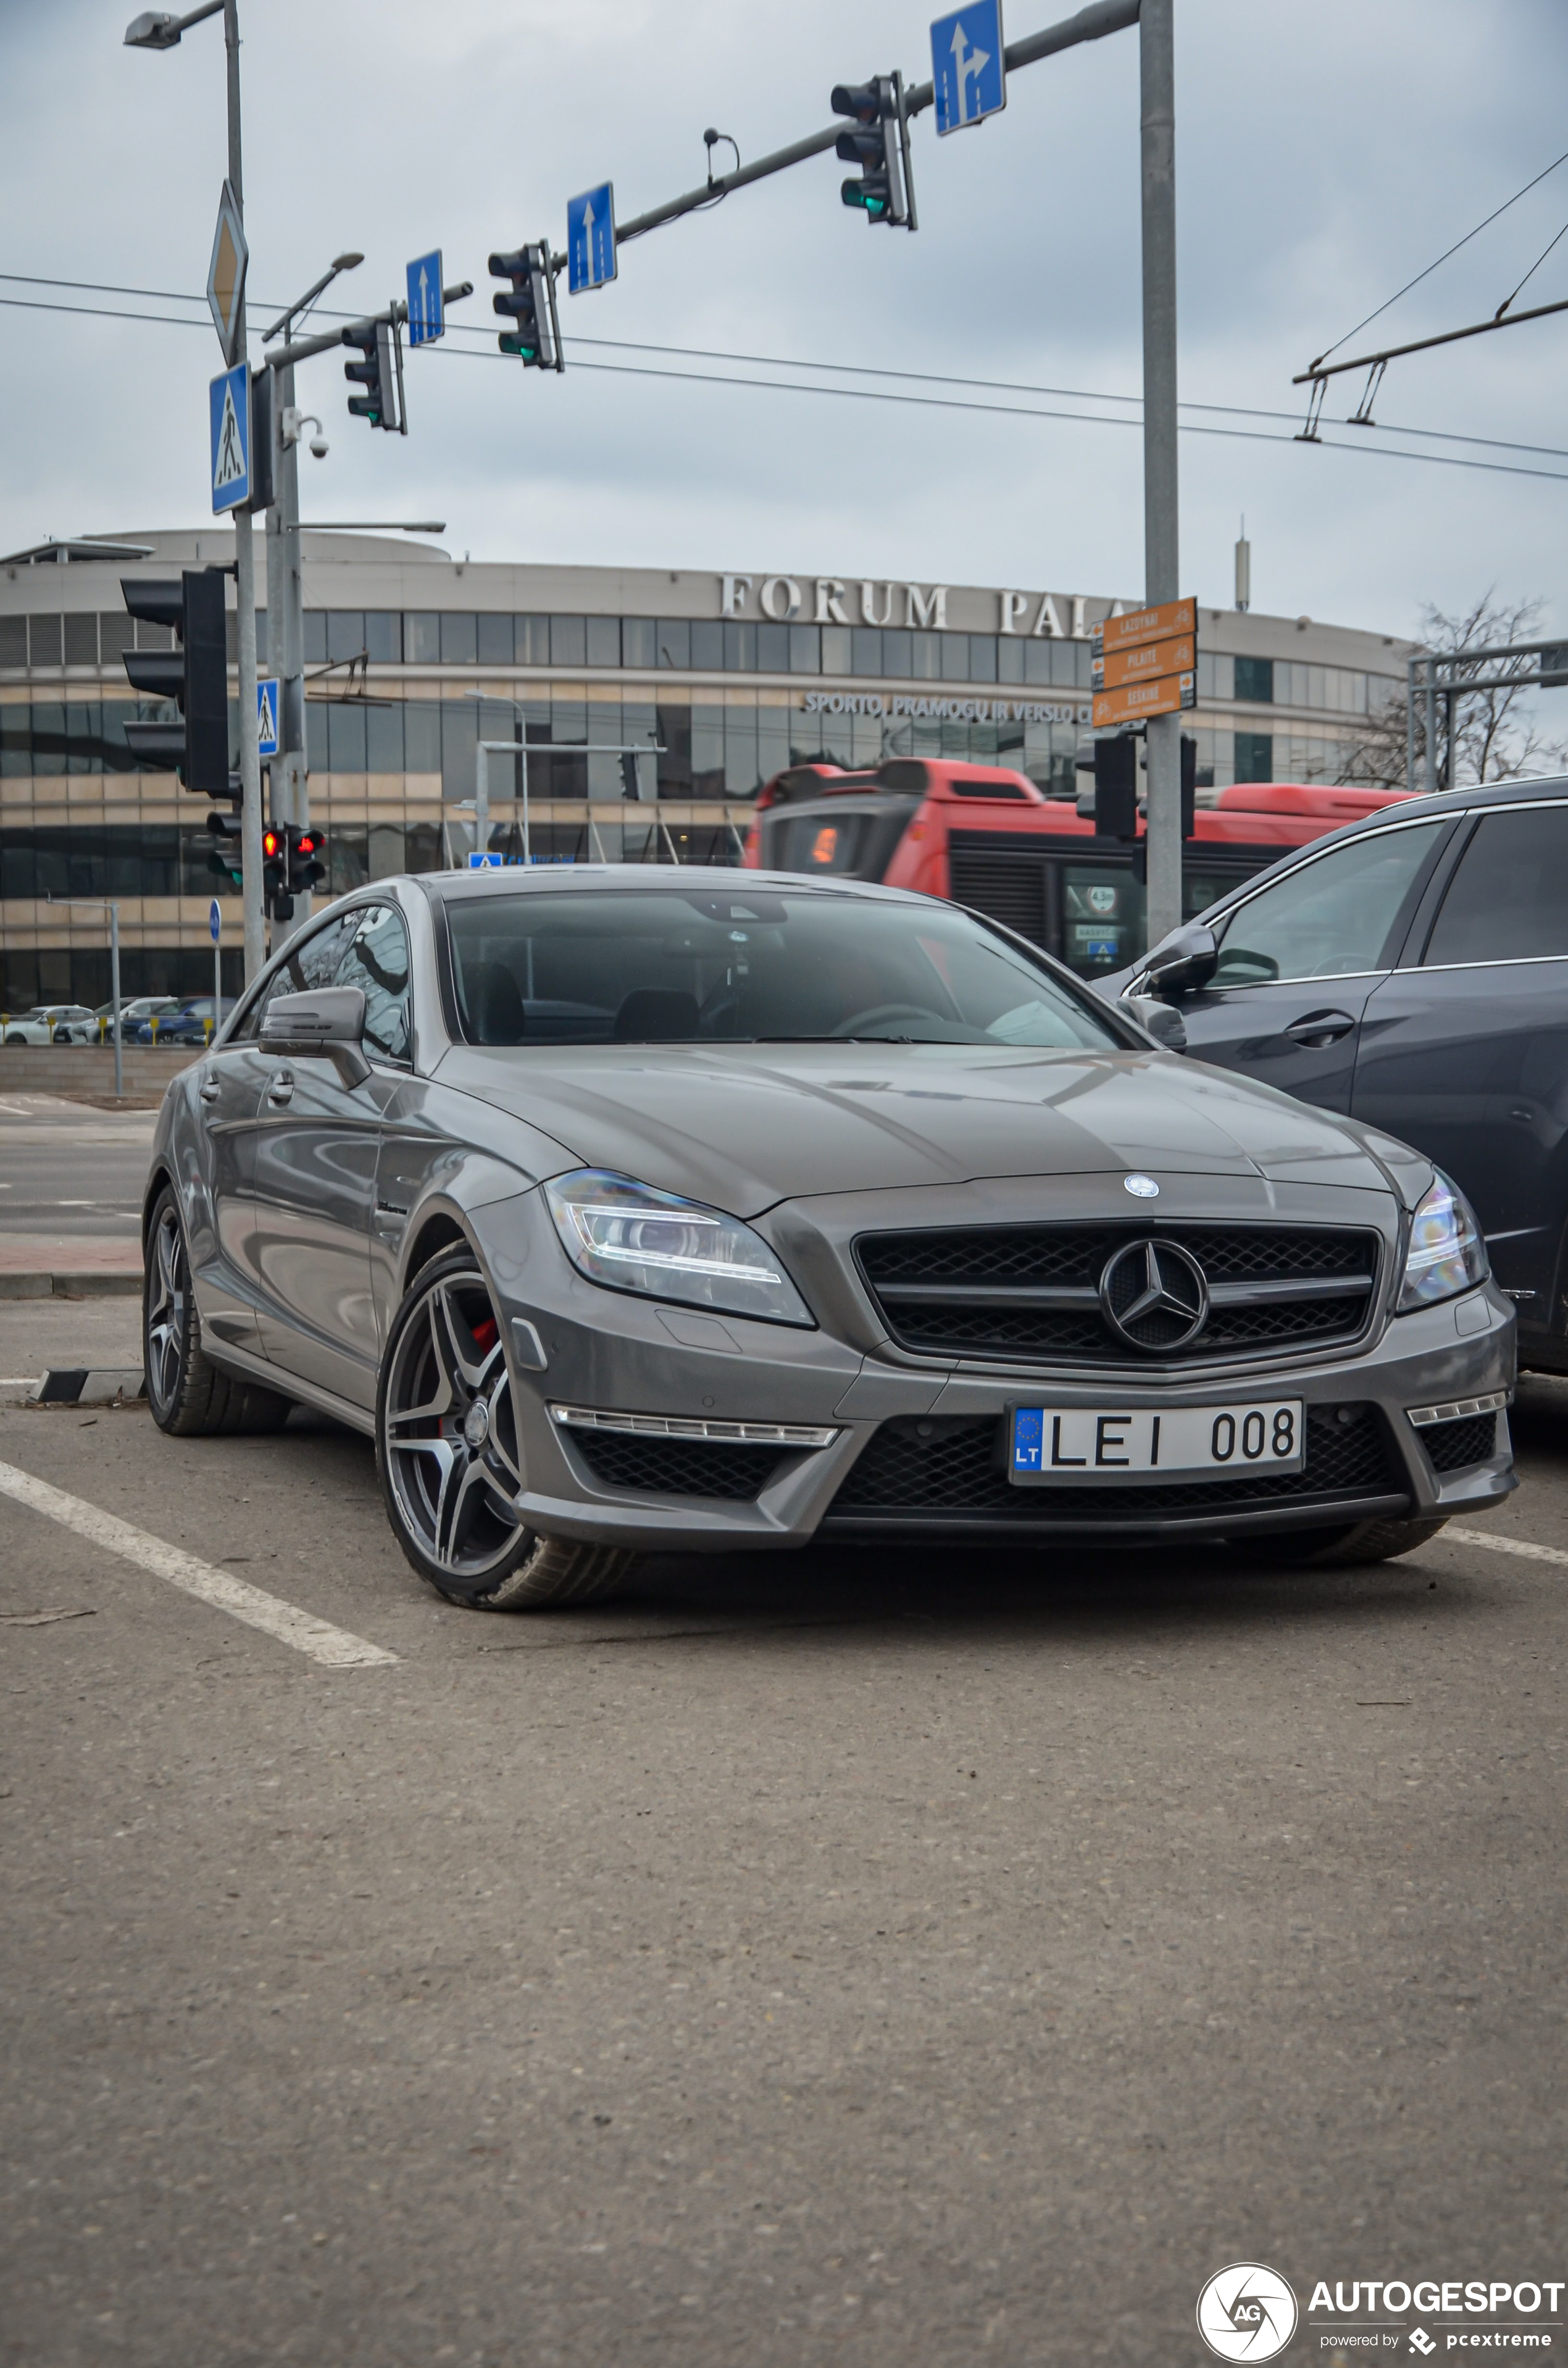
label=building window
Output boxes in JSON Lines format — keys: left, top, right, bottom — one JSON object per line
{"left": 29, "top": 616, "right": 62, "bottom": 669}
{"left": 1234, "top": 655, "right": 1274, "bottom": 703}
{"left": 441, "top": 613, "right": 477, "bottom": 666}
{"left": 550, "top": 615, "right": 586, "bottom": 668}
{"left": 621, "top": 618, "right": 657, "bottom": 670}
{"left": 656, "top": 621, "right": 691, "bottom": 670}
{"left": 476, "top": 613, "right": 514, "bottom": 665}
{"left": 365, "top": 611, "right": 402, "bottom": 664}
{"left": 327, "top": 612, "right": 365, "bottom": 664}
{"left": 585, "top": 616, "right": 620, "bottom": 668}
{"left": 724, "top": 621, "right": 757, "bottom": 673}
{"left": 690, "top": 621, "right": 723, "bottom": 671}
{"left": 404, "top": 612, "right": 440, "bottom": 664}
{"left": 756, "top": 622, "right": 790, "bottom": 674}
{"left": 1234, "top": 730, "right": 1274, "bottom": 782}
{"left": 788, "top": 625, "right": 820, "bottom": 674}
{"left": 63, "top": 615, "right": 98, "bottom": 667}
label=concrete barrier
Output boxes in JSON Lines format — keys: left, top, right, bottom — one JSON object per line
{"left": 0, "top": 1045, "right": 199, "bottom": 1095}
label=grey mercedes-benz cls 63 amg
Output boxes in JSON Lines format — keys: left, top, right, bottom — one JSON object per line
{"left": 140, "top": 866, "right": 1516, "bottom": 1610}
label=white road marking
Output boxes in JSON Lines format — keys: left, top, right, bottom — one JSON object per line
{"left": 0, "top": 1458, "right": 398, "bottom": 1668}
{"left": 1446, "top": 1524, "right": 1568, "bottom": 1570}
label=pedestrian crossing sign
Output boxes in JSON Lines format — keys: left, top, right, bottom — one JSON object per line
{"left": 210, "top": 362, "right": 251, "bottom": 513}
{"left": 257, "top": 677, "right": 280, "bottom": 758}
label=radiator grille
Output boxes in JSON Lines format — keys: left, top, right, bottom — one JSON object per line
{"left": 857, "top": 1221, "right": 1381, "bottom": 1368}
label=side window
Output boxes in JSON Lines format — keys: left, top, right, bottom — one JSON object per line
{"left": 1211, "top": 822, "right": 1445, "bottom": 987}
{"left": 1424, "top": 806, "right": 1568, "bottom": 967}
{"left": 335, "top": 903, "right": 411, "bottom": 1064}
{"left": 231, "top": 912, "right": 361, "bottom": 1042}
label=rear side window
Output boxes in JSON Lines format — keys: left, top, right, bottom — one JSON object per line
{"left": 335, "top": 903, "right": 411, "bottom": 1063}
{"left": 1424, "top": 805, "right": 1568, "bottom": 966}
{"left": 1211, "top": 822, "right": 1445, "bottom": 986}
{"left": 231, "top": 911, "right": 361, "bottom": 1041}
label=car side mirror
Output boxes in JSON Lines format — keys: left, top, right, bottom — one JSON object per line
{"left": 1122, "top": 994, "right": 1188, "bottom": 1051}
{"left": 261, "top": 985, "right": 371, "bottom": 1086}
{"left": 1141, "top": 922, "right": 1217, "bottom": 999}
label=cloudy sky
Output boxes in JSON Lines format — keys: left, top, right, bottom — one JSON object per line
{"left": 3, "top": 0, "right": 1567, "bottom": 645}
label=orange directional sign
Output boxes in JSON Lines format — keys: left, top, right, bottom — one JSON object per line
{"left": 1093, "top": 596, "right": 1198, "bottom": 658}
{"left": 1092, "top": 672, "right": 1195, "bottom": 729}
{"left": 1092, "top": 632, "right": 1196, "bottom": 693}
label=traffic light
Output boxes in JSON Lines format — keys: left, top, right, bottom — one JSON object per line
{"left": 1092, "top": 736, "right": 1139, "bottom": 839}
{"left": 286, "top": 824, "right": 327, "bottom": 900}
{"left": 343, "top": 317, "right": 403, "bottom": 431}
{"left": 261, "top": 824, "right": 288, "bottom": 916}
{"left": 120, "top": 569, "right": 230, "bottom": 795}
{"left": 206, "top": 799, "right": 244, "bottom": 889}
{"left": 488, "top": 242, "right": 562, "bottom": 370}
{"left": 830, "top": 73, "right": 915, "bottom": 227}
{"left": 260, "top": 824, "right": 327, "bottom": 922}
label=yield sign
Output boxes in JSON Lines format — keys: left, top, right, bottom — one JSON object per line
{"left": 207, "top": 178, "right": 249, "bottom": 364}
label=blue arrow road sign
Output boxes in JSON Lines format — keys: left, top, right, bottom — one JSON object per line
{"left": 209, "top": 897, "right": 222, "bottom": 943}
{"left": 932, "top": 0, "right": 1006, "bottom": 135}
{"left": 406, "top": 249, "right": 444, "bottom": 346}
{"left": 209, "top": 361, "right": 251, "bottom": 513}
{"left": 256, "top": 676, "right": 280, "bottom": 758}
{"left": 567, "top": 183, "right": 617, "bottom": 294}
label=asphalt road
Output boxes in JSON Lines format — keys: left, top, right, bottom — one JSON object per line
{"left": 0, "top": 1095, "right": 156, "bottom": 1238}
{"left": 0, "top": 1299, "right": 1564, "bottom": 2367}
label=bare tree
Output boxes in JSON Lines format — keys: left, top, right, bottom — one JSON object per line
{"left": 1337, "top": 590, "right": 1568, "bottom": 791}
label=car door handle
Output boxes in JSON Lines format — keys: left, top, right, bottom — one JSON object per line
{"left": 1283, "top": 1010, "right": 1357, "bottom": 1047}
{"left": 267, "top": 1069, "right": 295, "bottom": 1106}
{"left": 198, "top": 1075, "right": 221, "bottom": 1105}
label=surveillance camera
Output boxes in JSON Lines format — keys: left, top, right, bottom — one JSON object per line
{"left": 309, "top": 433, "right": 328, "bottom": 459}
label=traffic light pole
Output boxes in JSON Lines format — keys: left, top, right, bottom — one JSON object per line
{"left": 219, "top": 0, "right": 265, "bottom": 984}
{"left": 1139, "top": 0, "right": 1182, "bottom": 948}
{"left": 569, "top": 0, "right": 1179, "bottom": 935}
{"left": 264, "top": 356, "right": 308, "bottom": 942}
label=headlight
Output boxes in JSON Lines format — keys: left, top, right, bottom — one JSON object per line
{"left": 543, "top": 1169, "right": 813, "bottom": 1328}
{"left": 1398, "top": 1174, "right": 1488, "bottom": 1312}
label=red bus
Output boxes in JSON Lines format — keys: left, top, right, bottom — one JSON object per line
{"left": 742, "top": 758, "right": 1412, "bottom": 984}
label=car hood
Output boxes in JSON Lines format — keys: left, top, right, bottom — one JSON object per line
{"left": 432, "top": 1042, "right": 1401, "bottom": 1218}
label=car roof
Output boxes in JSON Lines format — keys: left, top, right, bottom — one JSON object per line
{"left": 414, "top": 861, "right": 940, "bottom": 913}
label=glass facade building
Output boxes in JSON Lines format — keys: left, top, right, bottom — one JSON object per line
{"left": 0, "top": 532, "right": 1412, "bottom": 1010}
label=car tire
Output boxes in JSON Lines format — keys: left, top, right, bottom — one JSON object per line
{"left": 376, "top": 1247, "right": 630, "bottom": 1612}
{"left": 1261, "top": 1513, "right": 1449, "bottom": 1567}
{"left": 143, "top": 1185, "right": 293, "bottom": 1438}
{"left": 4, "top": 1034, "right": 24, "bottom": 1047}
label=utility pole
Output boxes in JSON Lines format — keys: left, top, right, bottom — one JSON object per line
{"left": 1138, "top": 0, "right": 1182, "bottom": 948}
{"left": 217, "top": 0, "right": 265, "bottom": 984}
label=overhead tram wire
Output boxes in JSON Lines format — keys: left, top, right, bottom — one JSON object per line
{"left": 6, "top": 269, "right": 1567, "bottom": 467}
{"left": 4, "top": 278, "right": 1568, "bottom": 487}
{"left": 1309, "top": 144, "right": 1568, "bottom": 369}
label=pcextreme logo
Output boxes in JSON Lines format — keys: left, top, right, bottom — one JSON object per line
{"left": 1198, "top": 2264, "right": 1300, "bottom": 2362}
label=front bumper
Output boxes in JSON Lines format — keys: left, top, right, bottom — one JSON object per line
{"left": 470, "top": 1187, "right": 1517, "bottom": 1554}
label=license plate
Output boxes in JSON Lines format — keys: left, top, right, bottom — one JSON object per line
{"left": 1009, "top": 1400, "right": 1304, "bottom": 1483}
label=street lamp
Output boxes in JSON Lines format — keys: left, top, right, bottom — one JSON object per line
{"left": 123, "top": 4, "right": 223, "bottom": 49}
{"left": 123, "top": 0, "right": 265, "bottom": 987}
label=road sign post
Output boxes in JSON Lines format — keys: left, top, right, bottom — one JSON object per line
{"left": 567, "top": 183, "right": 617, "bottom": 293}
{"left": 1091, "top": 597, "right": 1197, "bottom": 730}
{"left": 210, "top": 896, "right": 222, "bottom": 1035}
{"left": 931, "top": 1, "right": 1006, "bottom": 134}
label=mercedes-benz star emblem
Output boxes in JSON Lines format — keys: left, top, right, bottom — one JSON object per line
{"left": 1099, "top": 1237, "right": 1211, "bottom": 1351}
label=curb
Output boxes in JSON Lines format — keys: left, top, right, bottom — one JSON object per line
{"left": 33, "top": 1367, "right": 148, "bottom": 1406}
{"left": 0, "top": 1272, "right": 143, "bottom": 1302}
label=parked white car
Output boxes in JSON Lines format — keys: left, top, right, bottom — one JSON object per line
{"left": 1, "top": 1003, "right": 98, "bottom": 1046}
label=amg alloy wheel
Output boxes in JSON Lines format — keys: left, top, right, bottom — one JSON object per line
{"left": 143, "top": 1185, "right": 291, "bottom": 1437}
{"left": 375, "top": 1249, "right": 628, "bottom": 1610}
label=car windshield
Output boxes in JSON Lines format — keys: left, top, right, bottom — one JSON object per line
{"left": 445, "top": 888, "right": 1120, "bottom": 1050}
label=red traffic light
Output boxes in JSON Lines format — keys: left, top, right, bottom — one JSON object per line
{"left": 262, "top": 829, "right": 282, "bottom": 860}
